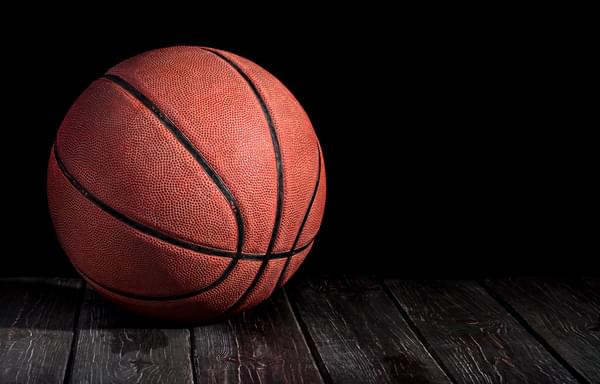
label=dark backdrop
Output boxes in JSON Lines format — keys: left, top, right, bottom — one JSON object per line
{"left": 3, "top": 23, "right": 593, "bottom": 277}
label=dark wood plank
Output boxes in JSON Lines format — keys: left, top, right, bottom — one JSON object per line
{"left": 192, "top": 289, "right": 323, "bottom": 384}
{"left": 70, "top": 288, "right": 193, "bottom": 384}
{"left": 485, "top": 278, "right": 600, "bottom": 383}
{"left": 287, "top": 275, "right": 451, "bottom": 384}
{"left": 0, "top": 278, "right": 83, "bottom": 384}
{"left": 583, "top": 277, "right": 600, "bottom": 291}
{"left": 385, "top": 279, "right": 579, "bottom": 384}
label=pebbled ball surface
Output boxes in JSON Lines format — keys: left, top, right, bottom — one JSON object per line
{"left": 47, "top": 46, "right": 325, "bottom": 322}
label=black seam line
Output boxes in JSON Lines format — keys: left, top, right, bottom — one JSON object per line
{"left": 101, "top": 73, "right": 242, "bottom": 293}
{"left": 103, "top": 74, "right": 245, "bottom": 257}
{"left": 55, "top": 145, "right": 228, "bottom": 300}
{"left": 70, "top": 249, "right": 308, "bottom": 302}
{"left": 276, "top": 145, "right": 322, "bottom": 288}
{"left": 201, "top": 48, "right": 284, "bottom": 315}
{"left": 54, "top": 143, "right": 311, "bottom": 260}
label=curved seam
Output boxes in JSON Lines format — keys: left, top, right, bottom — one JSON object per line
{"left": 102, "top": 74, "right": 244, "bottom": 254}
{"left": 201, "top": 48, "right": 284, "bottom": 315}
{"left": 276, "top": 144, "right": 322, "bottom": 287}
{"left": 53, "top": 144, "right": 312, "bottom": 259}
{"left": 72, "top": 248, "right": 308, "bottom": 302}
{"left": 100, "top": 74, "right": 244, "bottom": 293}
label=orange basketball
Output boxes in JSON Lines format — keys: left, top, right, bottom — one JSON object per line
{"left": 47, "top": 46, "right": 326, "bottom": 322}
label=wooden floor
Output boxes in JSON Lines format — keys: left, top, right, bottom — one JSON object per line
{"left": 0, "top": 276, "right": 598, "bottom": 384}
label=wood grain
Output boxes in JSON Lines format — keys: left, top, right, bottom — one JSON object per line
{"left": 192, "top": 289, "right": 323, "bottom": 384}
{"left": 287, "top": 275, "right": 451, "bottom": 384}
{"left": 3, "top": 276, "right": 597, "bottom": 384}
{"left": 0, "top": 278, "right": 83, "bottom": 384}
{"left": 583, "top": 277, "right": 599, "bottom": 291}
{"left": 485, "top": 278, "right": 600, "bottom": 383}
{"left": 69, "top": 287, "right": 193, "bottom": 384}
{"left": 385, "top": 279, "right": 578, "bottom": 384}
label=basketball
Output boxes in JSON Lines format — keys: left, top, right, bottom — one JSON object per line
{"left": 47, "top": 46, "right": 326, "bottom": 322}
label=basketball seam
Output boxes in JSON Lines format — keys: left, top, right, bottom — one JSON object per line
{"left": 50, "top": 146, "right": 225, "bottom": 298}
{"left": 53, "top": 148, "right": 309, "bottom": 301}
{"left": 102, "top": 73, "right": 244, "bottom": 258}
{"left": 70, "top": 249, "right": 308, "bottom": 301}
{"left": 276, "top": 145, "right": 322, "bottom": 287}
{"left": 52, "top": 145, "right": 313, "bottom": 260}
{"left": 201, "top": 48, "right": 284, "bottom": 315}
{"left": 96, "top": 73, "right": 248, "bottom": 294}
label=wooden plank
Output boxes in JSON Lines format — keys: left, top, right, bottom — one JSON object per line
{"left": 287, "top": 275, "right": 451, "bottom": 384}
{"left": 385, "top": 279, "right": 579, "bottom": 384}
{"left": 192, "top": 289, "right": 323, "bottom": 384}
{"left": 485, "top": 278, "right": 600, "bottom": 383}
{"left": 70, "top": 288, "right": 193, "bottom": 384}
{"left": 583, "top": 277, "right": 600, "bottom": 291}
{"left": 0, "top": 278, "right": 83, "bottom": 384}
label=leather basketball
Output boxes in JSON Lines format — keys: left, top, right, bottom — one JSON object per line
{"left": 47, "top": 46, "right": 326, "bottom": 322}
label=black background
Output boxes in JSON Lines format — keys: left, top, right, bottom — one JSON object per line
{"left": 2, "top": 20, "right": 594, "bottom": 277}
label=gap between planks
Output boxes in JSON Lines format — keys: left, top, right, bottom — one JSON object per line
{"left": 480, "top": 278, "right": 598, "bottom": 384}
{"left": 380, "top": 279, "right": 459, "bottom": 384}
